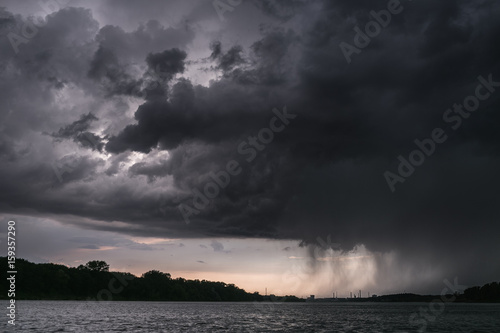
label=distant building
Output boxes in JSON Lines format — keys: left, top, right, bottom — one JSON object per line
{"left": 306, "top": 295, "right": 315, "bottom": 302}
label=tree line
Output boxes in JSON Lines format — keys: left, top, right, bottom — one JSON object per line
{"left": 1, "top": 257, "right": 497, "bottom": 302}
{"left": 0, "top": 257, "right": 302, "bottom": 302}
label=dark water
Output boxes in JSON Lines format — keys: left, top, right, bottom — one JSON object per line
{"left": 1, "top": 301, "right": 500, "bottom": 332}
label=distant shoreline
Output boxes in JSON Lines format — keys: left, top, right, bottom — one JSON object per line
{"left": 1, "top": 257, "right": 498, "bottom": 303}
{"left": 1, "top": 299, "right": 500, "bottom": 304}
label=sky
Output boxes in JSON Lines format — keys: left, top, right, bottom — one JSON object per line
{"left": 0, "top": 0, "right": 499, "bottom": 298}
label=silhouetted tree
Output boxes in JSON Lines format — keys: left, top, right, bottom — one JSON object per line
{"left": 84, "top": 260, "right": 110, "bottom": 272}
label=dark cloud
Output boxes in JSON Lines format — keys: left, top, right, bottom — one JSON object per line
{"left": 87, "top": 45, "right": 142, "bottom": 97}
{"left": 79, "top": 244, "right": 100, "bottom": 250}
{"left": 129, "top": 159, "right": 170, "bottom": 183}
{"left": 251, "top": 0, "right": 306, "bottom": 21}
{"left": 210, "top": 42, "right": 245, "bottom": 72}
{"left": 1, "top": 0, "right": 500, "bottom": 291}
{"left": 67, "top": 236, "right": 101, "bottom": 244}
{"left": 52, "top": 113, "right": 105, "bottom": 151}
{"left": 145, "top": 48, "right": 187, "bottom": 80}
{"left": 94, "top": 19, "right": 195, "bottom": 62}
{"left": 210, "top": 240, "right": 225, "bottom": 252}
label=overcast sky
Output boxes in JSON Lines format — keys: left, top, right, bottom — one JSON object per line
{"left": 0, "top": 0, "right": 499, "bottom": 297}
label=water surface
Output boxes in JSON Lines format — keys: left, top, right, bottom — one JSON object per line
{"left": 2, "top": 301, "right": 500, "bottom": 332}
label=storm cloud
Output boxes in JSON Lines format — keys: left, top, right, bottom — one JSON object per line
{"left": 1, "top": 0, "right": 499, "bottom": 292}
